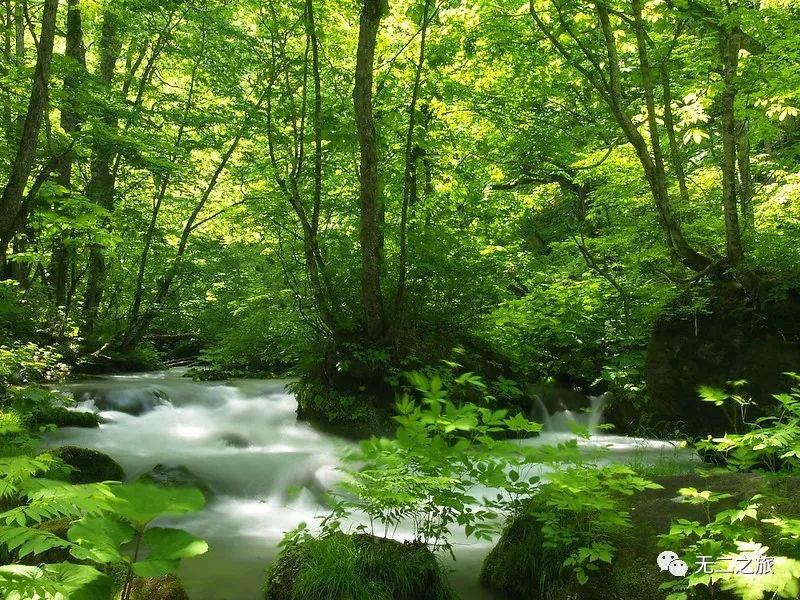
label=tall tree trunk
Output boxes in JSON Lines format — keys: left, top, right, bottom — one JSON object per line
{"left": 737, "top": 118, "right": 754, "bottom": 231}
{"left": 394, "top": 0, "right": 431, "bottom": 323}
{"left": 2, "top": 0, "right": 12, "bottom": 138}
{"left": 82, "top": 9, "right": 121, "bottom": 334}
{"left": 354, "top": 0, "right": 387, "bottom": 338}
{"left": 720, "top": 28, "right": 744, "bottom": 263}
{"left": 51, "top": 0, "right": 86, "bottom": 307}
{"left": 0, "top": 0, "right": 58, "bottom": 269}
{"left": 13, "top": 0, "right": 21, "bottom": 65}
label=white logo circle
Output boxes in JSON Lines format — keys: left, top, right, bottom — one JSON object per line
{"left": 657, "top": 551, "right": 679, "bottom": 571}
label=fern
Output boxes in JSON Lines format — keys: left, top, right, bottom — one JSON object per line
{"left": 0, "top": 525, "right": 73, "bottom": 559}
{"left": 0, "top": 563, "right": 113, "bottom": 600}
{"left": 0, "top": 455, "right": 54, "bottom": 498}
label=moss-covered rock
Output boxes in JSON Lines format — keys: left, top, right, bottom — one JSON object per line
{"left": 136, "top": 464, "right": 213, "bottom": 498}
{"left": 481, "top": 473, "right": 800, "bottom": 600}
{"left": 128, "top": 574, "right": 189, "bottom": 600}
{"left": 643, "top": 285, "right": 800, "bottom": 437}
{"left": 265, "top": 533, "right": 455, "bottom": 600}
{"left": 33, "top": 406, "right": 99, "bottom": 428}
{"left": 48, "top": 445, "right": 125, "bottom": 484}
{"left": 480, "top": 511, "right": 575, "bottom": 600}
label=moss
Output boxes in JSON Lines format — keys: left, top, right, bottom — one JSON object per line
{"left": 480, "top": 473, "right": 800, "bottom": 600}
{"left": 48, "top": 445, "right": 125, "bottom": 484}
{"left": 265, "top": 533, "right": 455, "bottom": 600}
{"left": 644, "top": 284, "right": 800, "bottom": 436}
{"left": 137, "top": 464, "right": 213, "bottom": 499}
{"left": 480, "top": 512, "right": 576, "bottom": 600}
{"left": 33, "top": 406, "right": 99, "bottom": 429}
{"left": 128, "top": 574, "right": 189, "bottom": 600}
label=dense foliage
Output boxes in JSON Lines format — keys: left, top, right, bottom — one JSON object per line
{"left": 2, "top": 0, "right": 800, "bottom": 599}
{"left": 0, "top": 0, "right": 796, "bottom": 403}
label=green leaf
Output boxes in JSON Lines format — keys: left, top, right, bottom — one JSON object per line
{"left": 109, "top": 482, "right": 206, "bottom": 529}
{"left": 67, "top": 515, "right": 135, "bottom": 563}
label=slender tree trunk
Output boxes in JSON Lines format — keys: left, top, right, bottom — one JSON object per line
{"left": 720, "top": 28, "right": 744, "bottom": 263}
{"left": 737, "top": 118, "right": 754, "bottom": 230}
{"left": 264, "top": 3, "right": 338, "bottom": 336}
{"left": 2, "top": 0, "right": 12, "bottom": 138}
{"left": 394, "top": 0, "right": 430, "bottom": 323}
{"left": 354, "top": 0, "right": 387, "bottom": 338}
{"left": 82, "top": 10, "right": 121, "bottom": 334}
{"left": 629, "top": 0, "right": 710, "bottom": 271}
{"left": 129, "top": 9, "right": 203, "bottom": 328}
{"left": 13, "top": 0, "right": 21, "bottom": 65}
{"left": 51, "top": 0, "right": 86, "bottom": 307}
{"left": 661, "top": 66, "right": 691, "bottom": 207}
{"left": 0, "top": 0, "right": 58, "bottom": 268}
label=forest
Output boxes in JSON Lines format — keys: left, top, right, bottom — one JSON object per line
{"left": 1, "top": 0, "right": 800, "bottom": 598}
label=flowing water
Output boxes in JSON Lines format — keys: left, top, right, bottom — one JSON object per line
{"left": 42, "top": 370, "right": 697, "bottom": 600}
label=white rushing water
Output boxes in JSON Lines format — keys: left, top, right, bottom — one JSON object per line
{"left": 42, "top": 370, "right": 696, "bottom": 600}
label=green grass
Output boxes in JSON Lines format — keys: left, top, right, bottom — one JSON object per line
{"left": 266, "top": 532, "right": 455, "bottom": 600}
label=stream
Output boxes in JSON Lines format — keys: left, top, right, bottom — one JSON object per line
{"left": 42, "top": 370, "right": 697, "bottom": 600}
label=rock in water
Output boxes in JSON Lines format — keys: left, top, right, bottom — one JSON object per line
{"left": 218, "top": 432, "right": 250, "bottom": 448}
{"left": 643, "top": 285, "right": 800, "bottom": 436}
{"left": 48, "top": 446, "right": 125, "bottom": 484}
{"left": 265, "top": 532, "right": 455, "bottom": 600}
{"left": 76, "top": 387, "right": 170, "bottom": 416}
{"left": 137, "top": 464, "right": 214, "bottom": 498}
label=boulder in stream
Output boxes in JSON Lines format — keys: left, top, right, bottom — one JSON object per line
{"left": 48, "top": 446, "right": 125, "bottom": 484}
{"left": 265, "top": 532, "right": 455, "bottom": 600}
{"left": 33, "top": 406, "right": 99, "bottom": 429}
{"left": 75, "top": 386, "right": 170, "bottom": 416}
{"left": 137, "top": 464, "right": 214, "bottom": 498}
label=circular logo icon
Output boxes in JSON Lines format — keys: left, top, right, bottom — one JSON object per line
{"left": 657, "top": 551, "right": 679, "bottom": 572}
{"left": 668, "top": 559, "right": 689, "bottom": 577}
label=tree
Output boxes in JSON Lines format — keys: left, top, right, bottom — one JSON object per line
{"left": 354, "top": 0, "right": 388, "bottom": 338}
{"left": 0, "top": 0, "right": 59, "bottom": 271}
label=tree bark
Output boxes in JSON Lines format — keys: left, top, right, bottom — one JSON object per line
{"left": 82, "top": 9, "right": 121, "bottom": 334}
{"left": 354, "top": 0, "right": 387, "bottom": 338}
{"left": 737, "top": 118, "right": 754, "bottom": 230}
{"left": 394, "top": 0, "right": 431, "bottom": 324}
{"left": 0, "top": 0, "right": 58, "bottom": 268}
{"left": 51, "top": 0, "right": 86, "bottom": 307}
{"left": 720, "top": 28, "right": 744, "bottom": 263}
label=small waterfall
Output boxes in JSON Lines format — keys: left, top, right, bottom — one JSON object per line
{"left": 530, "top": 394, "right": 553, "bottom": 430}
{"left": 531, "top": 391, "right": 606, "bottom": 433}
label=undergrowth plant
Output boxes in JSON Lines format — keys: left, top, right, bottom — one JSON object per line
{"left": 305, "top": 363, "right": 662, "bottom": 589}
{"left": 0, "top": 354, "right": 208, "bottom": 600}
{"left": 320, "top": 365, "right": 549, "bottom": 555}
{"left": 696, "top": 374, "right": 800, "bottom": 472}
{"left": 0, "top": 456, "right": 208, "bottom": 600}
{"left": 531, "top": 464, "right": 662, "bottom": 584}
{"left": 658, "top": 487, "right": 800, "bottom": 600}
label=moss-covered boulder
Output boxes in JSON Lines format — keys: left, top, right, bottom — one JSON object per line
{"left": 481, "top": 473, "right": 800, "bottom": 600}
{"left": 33, "top": 406, "right": 99, "bottom": 429}
{"left": 265, "top": 533, "right": 455, "bottom": 600}
{"left": 137, "top": 464, "right": 213, "bottom": 498}
{"left": 128, "top": 574, "right": 189, "bottom": 600}
{"left": 48, "top": 446, "right": 125, "bottom": 484}
{"left": 643, "top": 285, "right": 800, "bottom": 436}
